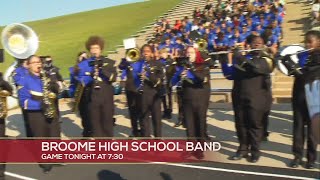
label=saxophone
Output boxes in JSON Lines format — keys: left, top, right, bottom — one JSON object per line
{"left": 72, "top": 82, "right": 84, "bottom": 113}
{"left": 40, "top": 70, "right": 57, "bottom": 119}
{"left": 0, "top": 89, "right": 10, "bottom": 119}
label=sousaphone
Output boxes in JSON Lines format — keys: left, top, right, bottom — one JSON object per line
{"left": 1, "top": 23, "right": 39, "bottom": 109}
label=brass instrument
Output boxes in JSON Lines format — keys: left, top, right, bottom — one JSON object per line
{"left": 277, "top": 45, "right": 311, "bottom": 76}
{"left": 40, "top": 70, "right": 57, "bottom": 119}
{"left": 71, "top": 82, "right": 84, "bottom": 113}
{"left": 1, "top": 23, "right": 39, "bottom": 109}
{"left": 125, "top": 48, "right": 141, "bottom": 62}
{"left": 195, "top": 39, "right": 208, "bottom": 52}
{"left": 1, "top": 23, "right": 39, "bottom": 59}
{"left": 0, "top": 89, "right": 11, "bottom": 119}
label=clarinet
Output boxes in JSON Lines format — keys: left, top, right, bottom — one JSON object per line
{"left": 92, "top": 56, "right": 102, "bottom": 89}
{"left": 137, "top": 62, "right": 148, "bottom": 94}
{"left": 137, "top": 60, "right": 161, "bottom": 94}
{"left": 176, "top": 60, "right": 194, "bottom": 90}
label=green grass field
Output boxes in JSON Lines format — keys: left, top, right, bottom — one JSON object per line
{"left": 0, "top": 0, "right": 182, "bottom": 77}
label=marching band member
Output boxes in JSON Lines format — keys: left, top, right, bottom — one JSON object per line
{"left": 13, "top": 59, "right": 33, "bottom": 137}
{"left": 78, "top": 36, "right": 117, "bottom": 137}
{"left": 69, "top": 51, "right": 92, "bottom": 137}
{"left": 18, "top": 55, "right": 61, "bottom": 173}
{"left": 288, "top": 30, "right": 320, "bottom": 169}
{"left": 42, "top": 56, "right": 64, "bottom": 90}
{"left": 139, "top": 44, "right": 164, "bottom": 137}
{"left": 0, "top": 72, "right": 13, "bottom": 180}
{"left": 171, "top": 47, "right": 210, "bottom": 144}
{"left": 42, "top": 56, "right": 64, "bottom": 122}
{"left": 222, "top": 35, "right": 274, "bottom": 163}
{"left": 118, "top": 56, "right": 144, "bottom": 137}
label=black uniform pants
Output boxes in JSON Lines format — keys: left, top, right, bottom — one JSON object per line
{"left": 263, "top": 91, "right": 272, "bottom": 138}
{"left": 0, "top": 118, "right": 5, "bottom": 180}
{"left": 233, "top": 102, "right": 264, "bottom": 156}
{"left": 89, "top": 85, "right": 114, "bottom": 137}
{"left": 140, "top": 87, "right": 162, "bottom": 137}
{"left": 177, "top": 90, "right": 185, "bottom": 124}
{"left": 21, "top": 108, "right": 33, "bottom": 137}
{"left": 126, "top": 90, "right": 141, "bottom": 136}
{"left": 292, "top": 95, "right": 317, "bottom": 162}
{"left": 292, "top": 77, "right": 318, "bottom": 162}
{"left": 162, "top": 86, "right": 172, "bottom": 113}
{"left": 183, "top": 88, "right": 208, "bottom": 140}
{"left": 0, "top": 118, "right": 5, "bottom": 138}
{"left": 26, "top": 110, "right": 60, "bottom": 137}
{"left": 263, "top": 110, "right": 271, "bottom": 137}
{"left": 232, "top": 92, "right": 265, "bottom": 156}
{"left": 26, "top": 110, "right": 60, "bottom": 170}
{"left": 79, "top": 89, "right": 92, "bottom": 137}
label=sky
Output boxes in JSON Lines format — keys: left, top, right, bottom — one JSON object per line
{"left": 0, "top": 0, "right": 145, "bottom": 26}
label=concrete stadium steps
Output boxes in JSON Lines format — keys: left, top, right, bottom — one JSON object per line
{"left": 271, "top": 0, "right": 312, "bottom": 103}
{"left": 272, "top": 82, "right": 293, "bottom": 89}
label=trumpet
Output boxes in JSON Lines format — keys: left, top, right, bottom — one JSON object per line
{"left": 125, "top": 48, "right": 141, "bottom": 62}
{"left": 195, "top": 39, "right": 208, "bottom": 52}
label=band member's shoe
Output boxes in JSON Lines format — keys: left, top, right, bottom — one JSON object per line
{"left": 82, "top": 131, "right": 92, "bottom": 138}
{"left": 166, "top": 113, "right": 172, "bottom": 119}
{"left": 193, "top": 150, "right": 204, "bottom": 160}
{"left": 262, "top": 136, "right": 268, "bottom": 142}
{"left": 205, "top": 134, "right": 213, "bottom": 141}
{"left": 289, "top": 157, "right": 302, "bottom": 168}
{"left": 229, "top": 152, "right": 248, "bottom": 160}
{"left": 174, "top": 120, "right": 183, "bottom": 127}
{"left": 40, "top": 165, "right": 52, "bottom": 174}
{"left": 250, "top": 155, "right": 260, "bottom": 163}
{"left": 53, "top": 163, "right": 67, "bottom": 167}
{"left": 305, "top": 161, "right": 315, "bottom": 169}
{"left": 162, "top": 109, "right": 172, "bottom": 119}
{"left": 113, "top": 118, "right": 116, "bottom": 126}
{"left": 129, "top": 130, "right": 141, "bottom": 137}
